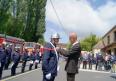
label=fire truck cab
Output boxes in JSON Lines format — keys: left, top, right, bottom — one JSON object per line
{"left": 24, "top": 42, "right": 40, "bottom": 54}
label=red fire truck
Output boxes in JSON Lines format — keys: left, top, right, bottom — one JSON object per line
{"left": 24, "top": 42, "right": 40, "bottom": 54}
{"left": 0, "top": 34, "right": 25, "bottom": 52}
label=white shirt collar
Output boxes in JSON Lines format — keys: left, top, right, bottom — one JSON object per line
{"left": 72, "top": 41, "right": 78, "bottom": 46}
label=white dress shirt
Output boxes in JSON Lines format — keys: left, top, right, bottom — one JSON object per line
{"left": 72, "top": 41, "right": 79, "bottom": 46}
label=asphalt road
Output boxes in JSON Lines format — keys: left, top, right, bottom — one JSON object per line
{"left": 1, "top": 62, "right": 41, "bottom": 79}
{"left": 1, "top": 61, "right": 116, "bottom": 81}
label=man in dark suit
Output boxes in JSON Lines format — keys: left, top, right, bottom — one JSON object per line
{"left": 59, "top": 32, "right": 81, "bottom": 81}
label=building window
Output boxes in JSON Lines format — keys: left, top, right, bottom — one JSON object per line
{"left": 107, "top": 36, "right": 110, "bottom": 44}
{"left": 114, "top": 31, "right": 116, "bottom": 42}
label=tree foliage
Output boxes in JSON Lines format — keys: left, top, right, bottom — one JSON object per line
{"left": 0, "top": 0, "right": 47, "bottom": 43}
{"left": 80, "top": 33, "right": 100, "bottom": 51}
{"left": 66, "top": 42, "right": 72, "bottom": 50}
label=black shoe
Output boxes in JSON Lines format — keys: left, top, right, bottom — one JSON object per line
{"left": 11, "top": 74, "right": 15, "bottom": 76}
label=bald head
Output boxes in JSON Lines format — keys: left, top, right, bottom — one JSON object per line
{"left": 69, "top": 32, "right": 77, "bottom": 44}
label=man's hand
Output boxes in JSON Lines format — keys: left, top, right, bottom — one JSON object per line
{"left": 56, "top": 47, "right": 61, "bottom": 51}
{"left": 59, "top": 48, "right": 68, "bottom": 56}
{"left": 46, "top": 73, "right": 51, "bottom": 80}
{"left": 56, "top": 47, "right": 63, "bottom": 54}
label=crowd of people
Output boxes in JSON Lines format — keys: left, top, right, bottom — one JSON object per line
{"left": 0, "top": 32, "right": 116, "bottom": 81}
{"left": 79, "top": 52, "right": 116, "bottom": 72}
{"left": 0, "top": 43, "right": 42, "bottom": 80}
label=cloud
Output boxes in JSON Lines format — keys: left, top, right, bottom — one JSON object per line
{"left": 97, "top": 1, "right": 116, "bottom": 27}
{"left": 45, "top": 0, "right": 116, "bottom": 40}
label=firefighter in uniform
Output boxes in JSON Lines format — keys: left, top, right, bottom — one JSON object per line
{"left": 35, "top": 50, "right": 40, "bottom": 69}
{"left": 4, "top": 44, "right": 13, "bottom": 70}
{"left": 42, "top": 33, "right": 60, "bottom": 81}
{"left": 0, "top": 43, "right": 6, "bottom": 79}
{"left": 29, "top": 50, "right": 36, "bottom": 70}
{"left": 11, "top": 48, "right": 20, "bottom": 76}
{"left": 21, "top": 49, "right": 29, "bottom": 73}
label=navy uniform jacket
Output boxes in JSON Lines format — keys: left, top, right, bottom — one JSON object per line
{"left": 42, "top": 42, "right": 58, "bottom": 76}
{"left": 35, "top": 52, "right": 40, "bottom": 60}
{"left": 6, "top": 48, "right": 12, "bottom": 58}
{"left": 0, "top": 47, "right": 6, "bottom": 63}
{"left": 22, "top": 52, "right": 29, "bottom": 61}
{"left": 5, "top": 48, "right": 12, "bottom": 62}
{"left": 29, "top": 54, "right": 36, "bottom": 61}
{"left": 11, "top": 51, "right": 20, "bottom": 63}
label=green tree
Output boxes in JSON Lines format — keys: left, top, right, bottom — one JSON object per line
{"left": 0, "top": 0, "right": 47, "bottom": 43}
{"left": 22, "top": 0, "right": 47, "bottom": 42}
{"left": 66, "top": 42, "right": 72, "bottom": 50}
{"left": 0, "top": 0, "right": 12, "bottom": 34}
{"left": 80, "top": 33, "right": 100, "bottom": 51}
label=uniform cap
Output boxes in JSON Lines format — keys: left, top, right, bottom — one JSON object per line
{"left": 51, "top": 33, "right": 60, "bottom": 39}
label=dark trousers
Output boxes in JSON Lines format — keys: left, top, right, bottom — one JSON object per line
{"left": 67, "top": 73, "right": 75, "bottom": 81}
{"left": 35, "top": 63, "right": 38, "bottom": 69}
{"left": 4, "top": 58, "right": 11, "bottom": 70}
{"left": 39, "top": 57, "right": 42, "bottom": 63}
{"left": 38, "top": 58, "right": 41, "bottom": 64}
{"left": 21, "top": 61, "right": 27, "bottom": 73}
{"left": 88, "top": 61, "right": 92, "bottom": 69}
{"left": 11, "top": 62, "right": 19, "bottom": 76}
{"left": 96, "top": 62, "right": 98, "bottom": 70}
{"left": 43, "top": 74, "right": 55, "bottom": 81}
{"left": 83, "top": 61, "right": 87, "bottom": 69}
{"left": 29, "top": 64, "right": 33, "bottom": 70}
{"left": 0, "top": 62, "right": 5, "bottom": 80}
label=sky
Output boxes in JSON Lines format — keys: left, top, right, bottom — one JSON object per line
{"left": 44, "top": 0, "right": 116, "bottom": 43}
